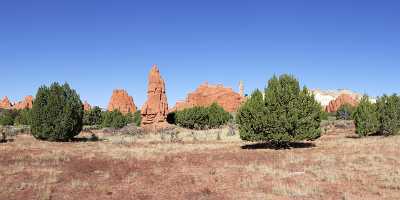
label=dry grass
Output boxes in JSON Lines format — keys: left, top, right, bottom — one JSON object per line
{"left": 0, "top": 129, "right": 400, "bottom": 200}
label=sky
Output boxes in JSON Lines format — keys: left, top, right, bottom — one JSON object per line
{"left": 1, "top": 0, "right": 399, "bottom": 108}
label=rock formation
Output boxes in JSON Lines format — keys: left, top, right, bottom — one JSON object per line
{"left": 13, "top": 96, "right": 33, "bottom": 110}
{"left": 239, "top": 81, "right": 244, "bottom": 97}
{"left": 83, "top": 101, "right": 92, "bottom": 111}
{"left": 311, "top": 89, "right": 376, "bottom": 108}
{"left": 107, "top": 90, "right": 137, "bottom": 114}
{"left": 141, "top": 65, "right": 169, "bottom": 129}
{"left": 171, "top": 83, "right": 245, "bottom": 113}
{"left": 0, "top": 96, "right": 12, "bottom": 109}
{"left": 325, "top": 94, "right": 359, "bottom": 113}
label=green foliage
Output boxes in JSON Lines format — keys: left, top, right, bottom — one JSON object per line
{"left": 132, "top": 110, "right": 142, "bottom": 126}
{"left": 352, "top": 95, "right": 379, "bottom": 137}
{"left": 336, "top": 104, "right": 355, "bottom": 120}
{"left": 237, "top": 75, "right": 322, "bottom": 146}
{"left": 30, "top": 82, "right": 84, "bottom": 141}
{"left": 175, "top": 103, "right": 231, "bottom": 130}
{"left": 207, "top": 103, "right": 232, "bottom": 128}
{"left": 167, "top": 112, "right": 176, "bottom": 124}
{"left": 101, "top": 110, "right": 130, "bottom": 129}
{"left": 14, "top": 109, "right": 31, "bottom": 125}
{"left": 0, "top": 109, "right": 16, "bottom": 126}
{"left": 376, "top": 94, "right": 400, "bottom": 136}
{"left": 83, "top": 106, "right": 103, "bottom": 126}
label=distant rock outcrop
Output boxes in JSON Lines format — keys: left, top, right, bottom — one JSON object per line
{"left": 171, "top": 83, "right": 245, "bottom": 113}
{"left": 83, "top": 101, "right": 92, "bottom": 111}
{"left": 0, "top": 96, "right": 12, "bottom": 109}
{"left": 325, "top": 94, "right": 359, "bottom": 113}
{"left": 311, "top": 89, "right": 363, "bottom": 107}
{"left": 13, "top": 96, "right": 33, "bottom": 110}
{"left": 107, "top": 90, "right": 137, "bottom": 114}
{"left": 141, "top": 65, "right": 169, "bottom": 129}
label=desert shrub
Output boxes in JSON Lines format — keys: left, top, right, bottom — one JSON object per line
{"left": 237, "top": 75, "right": 322, "bottom": 146}
{"left": 83, "top": 106, "right": 103, "bottom": 126}
{"left": 207, "top": 103, "right": 232, "bottom": 128}
{"left": 30, "top": 82, "right": 84, "bottom": 141}
{"left": 132, "top": 110, "right": 142, "bottom": 126}
{"left": 376, "top": 94, "right": 400, "bottom": 136}
{"left": 175, "top": 103, "right": 231, "bottom": 130}
{"left": 0, "top": 110, "right": 17, "bottom": 126}
{"left": 176, "top": 106, "right": 209, "bottom": 129}
{"left": 352, "top": 95, "right": 379, "bottom": 137}
{"left": 167, "top": 112, "right": 177, "bottom": 124}
{"left": 336, "top": 104, "right": 355, "bottom": 120}
{"left": 14, "top": 109, "right": 31, "bottom": 126}
{"left": 101, "top": 110, "right": 130, "bottom": 129}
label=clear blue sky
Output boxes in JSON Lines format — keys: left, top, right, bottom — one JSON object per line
{"left": 1, "top": 0, "right": 399, "bottom": 108}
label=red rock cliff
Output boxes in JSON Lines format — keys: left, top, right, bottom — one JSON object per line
{"left": 172, "top": 83, "right": 245, "bottom": 113}
{"left": 13, "top": 96, "right": 33, "bottom": 110}
{"left": 141, "top": 65, "right": 169, "bottom": 128}
{"left": 0, "top": 96, "right": 12, "bottom": 109}
{"left": 107, "top": 90, "right": 137, "bottom": 114}
{"left": 326, "top": 94, "right": 358, "bottom": 113}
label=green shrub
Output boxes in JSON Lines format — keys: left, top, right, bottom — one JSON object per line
{"left": 207, "top": 103, "right": 232, "bottom": 128}
{"left": 30, "top": 82, "right": 84, "bottom": 141}
{"left": 376, "top": 94, "right": 400, "bottom": 136}
{"left": 237, "top": 75, "right": 322, "bottom": 146}
{"left": 336, "top": 104, "right": 355, "bottom": 120}
{"left": 167, "top": 112, "right": 176, "bottom": 124}
{"left": 352, "top": 95, "right": 379, "bottom": 137}
{"left": 132, "top": 110, "right": 142, "bottom": 126}
{"left": 83, "top": 106, "right": 102, "bottom": 126}
{"left": 175, "top": 103, "right": 231, "bottom": 130}
{"left": 101, "top": 110, "right": 130, "bottom": 129}
{"left": 0, "top": 110, "right": 16, "bottom": 126}
{"left": 176, "top": 106, "right": 209, "bottom": 129}
{"left": 14, "top": 109, "right": 31, "bottom": 126}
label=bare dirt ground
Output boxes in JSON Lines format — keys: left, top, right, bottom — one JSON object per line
{"left": 1, "top": 127, "right": 400, "bottom": 200}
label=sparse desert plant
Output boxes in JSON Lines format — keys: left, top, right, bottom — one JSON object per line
{"left": 376, "top": 94, "right": 400, "bottom": 136}
{"left": 101, "top": 110, "right": 130, "bottom": 129}
{"left": 83, "top": 106, "right": 102, "bottom": 126}
{"left": 352, "top": 95, "right": 379, "bottom": 137}
{"left": 30, "top": 82, "right": 84, "bottom": 141}
{"left": 336, "top": 104, "right": 355, "bottom": 120}
{"left": 237, "top": 74, "right": 322, "bottom": 146}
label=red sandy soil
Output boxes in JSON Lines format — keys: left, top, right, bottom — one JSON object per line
{"left": 1, "top": 128, "right": 399, "bottom": 200}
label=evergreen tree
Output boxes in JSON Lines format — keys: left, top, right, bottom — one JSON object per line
{"left": 83, "top": 106, "right": 103, "bottom": 126}
{"left": 101, "top": 110, "right": 129, "bottom": 129}
{"left": 30, "top": 82, "right": 84, "bottom": 141}
{"left": 208, "top": 103, "right": 232, "bottom": 128}
{"left": 376, "top": 94, "right": 400, "bottom": 136}
{"left": 14, "top": 109, "right": 31, "bottom": 126}
{"left": 237, "top": 75, "right": 322, "bottom": 146}
{"left": 352, "top": 95, "right": 379, "bottom": 137}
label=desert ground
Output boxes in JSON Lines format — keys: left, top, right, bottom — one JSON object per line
{"left": 1, "top": 125, "right": 400, "bottom": 200}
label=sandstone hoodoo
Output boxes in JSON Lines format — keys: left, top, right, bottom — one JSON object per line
{"left": 172, "top": 82, "right": 245, "bottom": 113}
{"left": 141, "top": 64, "right": 169, "bottom": 128}
{"left": 326, "top": 93, "right": 359, "bottom": 113}
{"left": 83, "top": 101, "right": 92, "bottom": 111}
{"left": 13, "top": 96, "right": 34, "bottom": 110}
{"left": 0, "top": 96, "right": 13, "bottom": 109}
{"left": 107, "top": 89, "right": 137, "bottom": 114}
